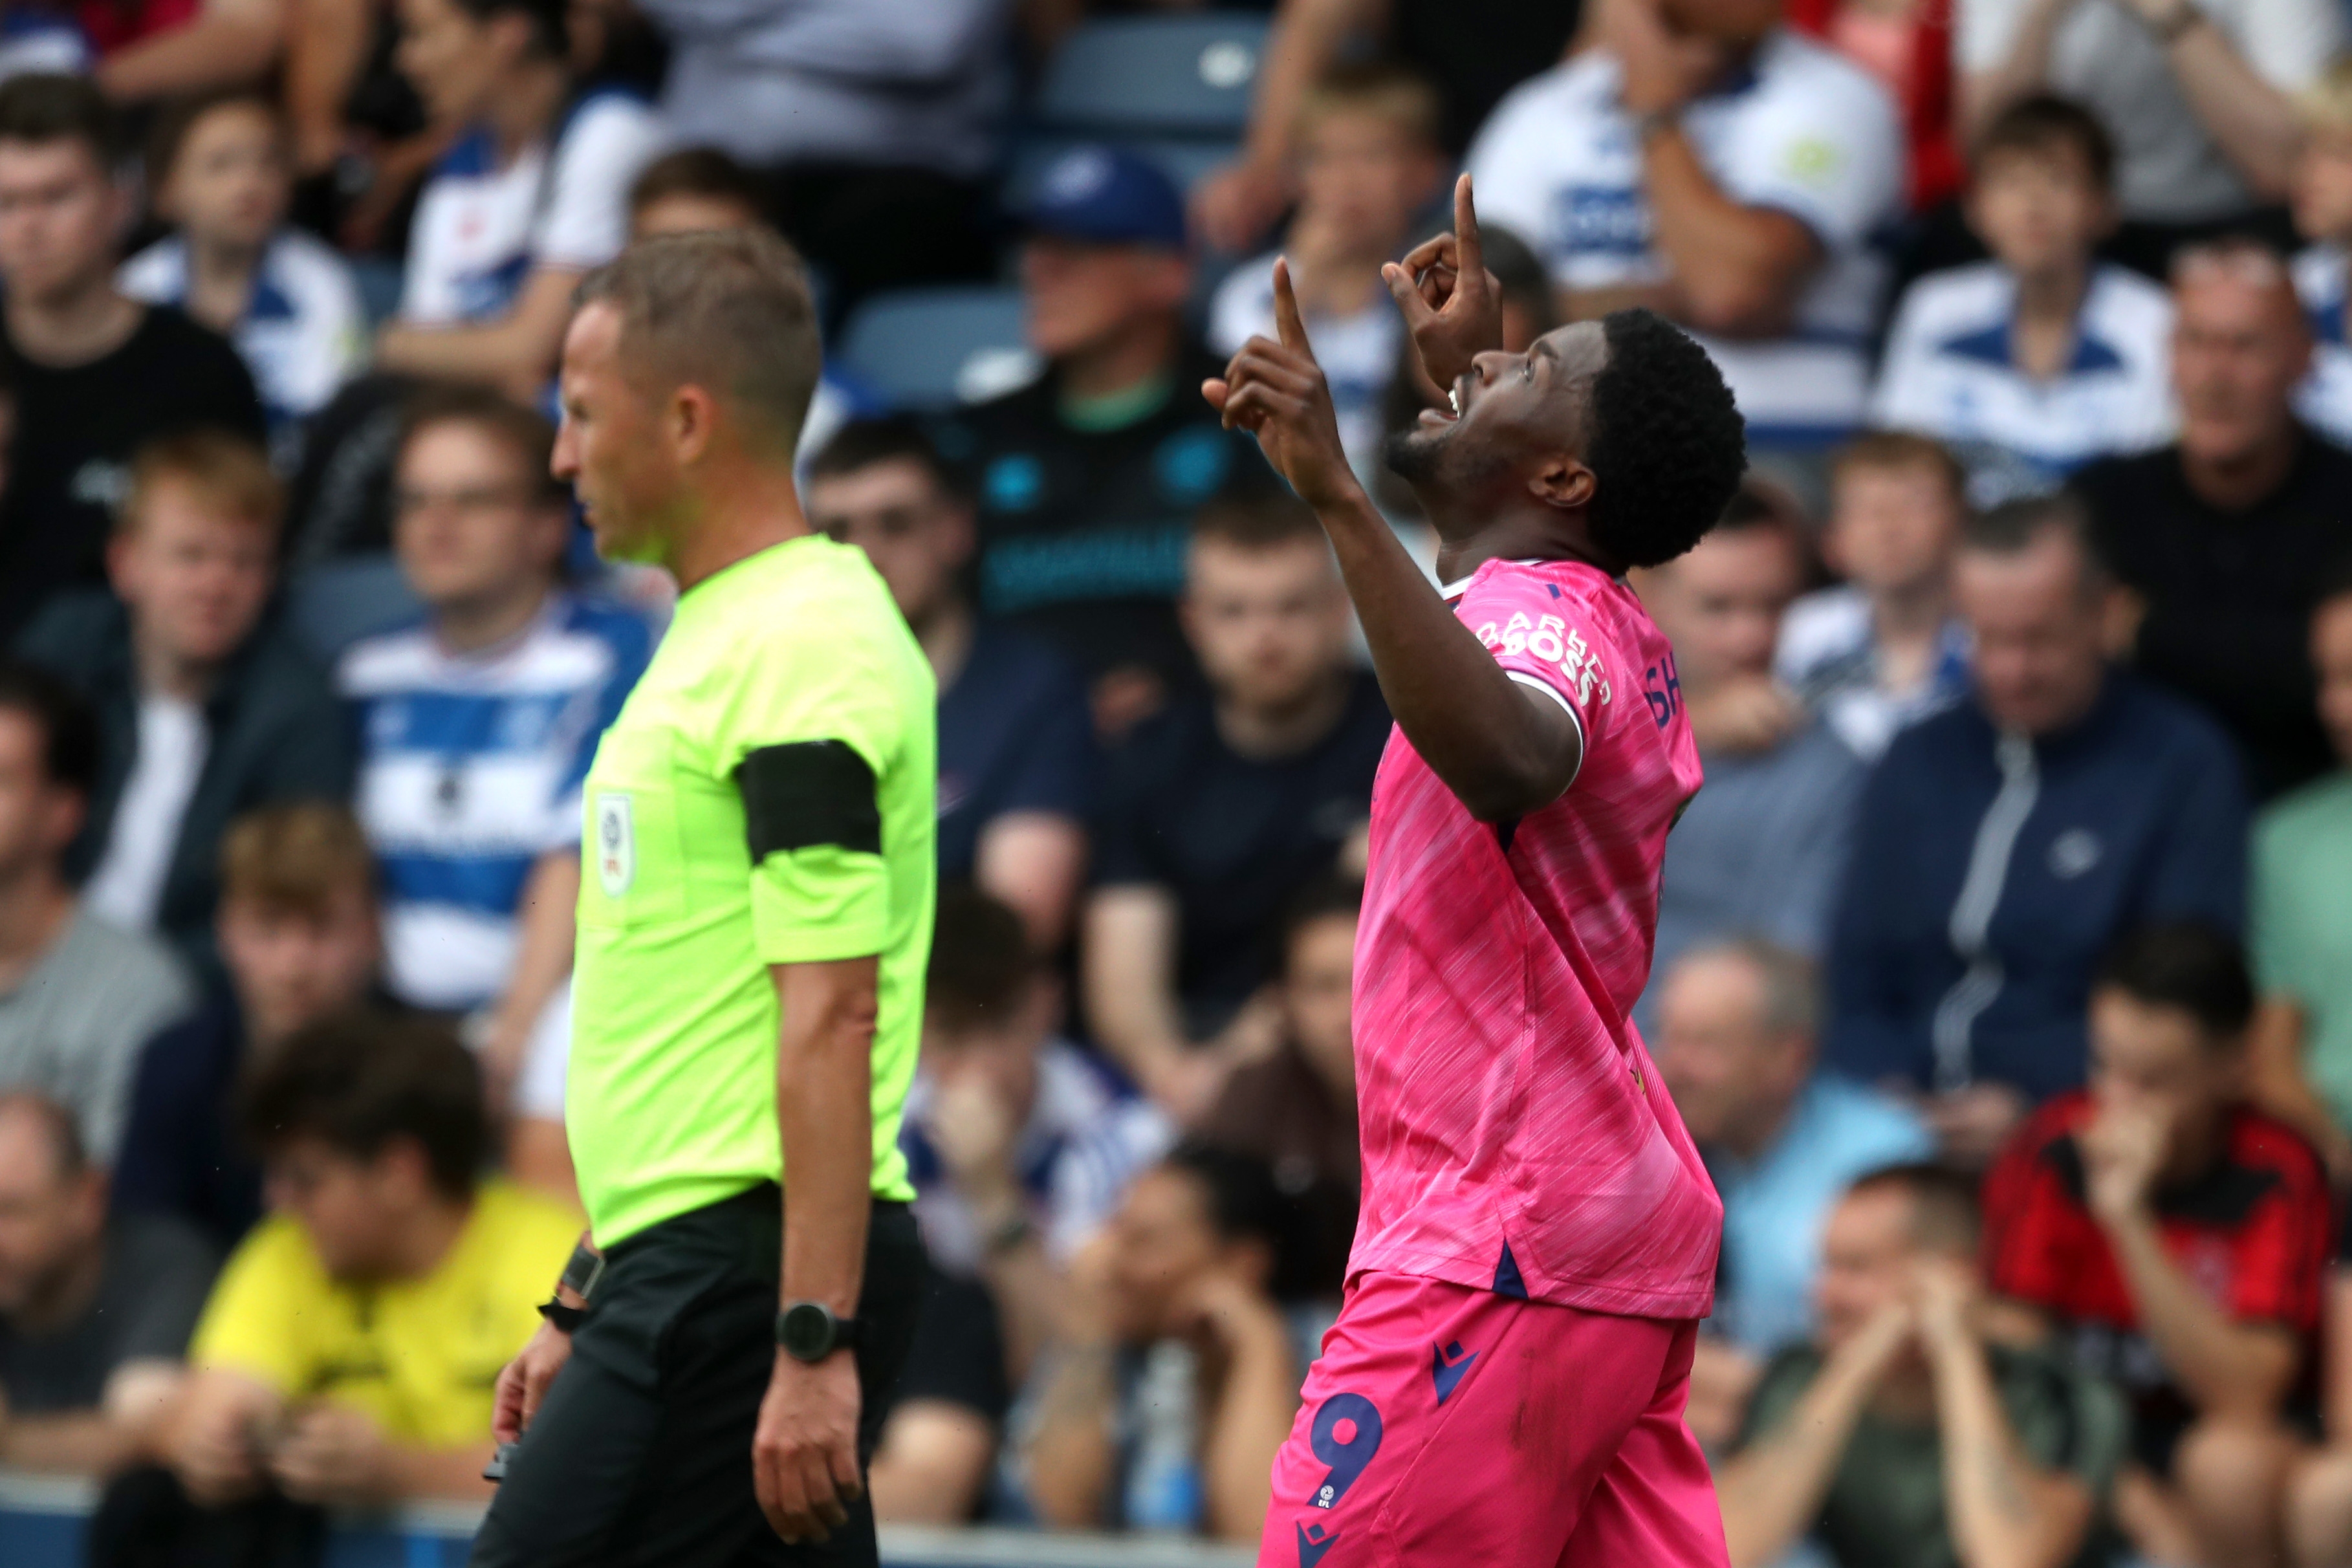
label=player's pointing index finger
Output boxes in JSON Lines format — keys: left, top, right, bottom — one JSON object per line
{"left": 1272, "top": 256, "right": 1309, "bottom": 354}
{"left": 1453, "top": 173, "right": 1483, "bottom": 281}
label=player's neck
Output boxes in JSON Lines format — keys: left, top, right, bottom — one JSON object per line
{"left": 668, "top": 463, "right": 812, "bottom": 594}
{"left": 1430, "top": 511, "right": 1620, "bottom": 587}
{"left": 375, "top": 1190, "right": 475, "bottom": 1284}
{"left": 1215, "top": 670, "right": 1352, "bottom": 760}
{"left": 489, "top": 58, "right": 570, "bottom": 164}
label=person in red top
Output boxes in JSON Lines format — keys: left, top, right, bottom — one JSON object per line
{"left": 1985, "top": 921, "right": 2334, "bottom": 1568}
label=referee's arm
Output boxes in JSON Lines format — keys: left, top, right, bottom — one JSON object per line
{"left": 757, "top": 952, "right": 880, "bottom": 1544}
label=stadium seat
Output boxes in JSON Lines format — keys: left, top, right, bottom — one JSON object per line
{"left": 1036, "top": 16, "right": 1270, "bottom": 138}
{"left": 287, "top": 554, "right": 424, "bottom": 663}
{"left": 834, "top": 287, "right": 1034, "bottom": 409}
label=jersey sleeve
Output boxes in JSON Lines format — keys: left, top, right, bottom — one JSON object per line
{"left": 1981, "top": 1122, "right": 2069, "bottom": 1309}
{"left": 1455, "top": 567, "right": 1619, "bottom": 771}
{"left": 1714, "top": 63, "right": 1902, "bottom": 251}
{"left": 188, "top": 1221, "right": 316, "bottom": 1394}
{"left": 534, "top": 97, "right": 666, "bottom": 274}
{"left": 708, "top": 628, "right": 909, "bottom": 966}
{"left": 2224, "top": 1144, "right": 2333, "bottom": 1331}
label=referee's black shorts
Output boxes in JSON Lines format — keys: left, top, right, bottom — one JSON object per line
{"left": 471, "top": 1185, "right": 924, "bottom": 1568}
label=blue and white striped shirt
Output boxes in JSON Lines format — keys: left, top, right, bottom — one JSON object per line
{"left": 340, "top": 593, "right": 655, "bottom": 1012}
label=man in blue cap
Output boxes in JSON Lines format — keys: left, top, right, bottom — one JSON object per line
{"left": 940, "top": 146, "right": 1278, "bottom": 741}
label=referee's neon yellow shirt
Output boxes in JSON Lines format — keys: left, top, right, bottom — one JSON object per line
{"left": 568, "top": 535, "right": 936, "bottom": 1248}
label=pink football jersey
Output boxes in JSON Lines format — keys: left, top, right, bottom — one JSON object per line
{"left": 1348, "top": 557, "right": 1722, "bottom": 1320}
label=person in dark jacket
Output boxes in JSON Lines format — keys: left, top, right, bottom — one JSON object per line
{"left": 1827, "top": 493, "right": 2248, "bottom": 1167}
{"left": 112, "top": 803, "right": 382, "bottom": 1254}
{"left": 16, "top": 431, "right": 354, "bottom": 974}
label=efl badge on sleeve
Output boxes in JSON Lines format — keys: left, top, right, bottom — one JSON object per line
{"left": 596, "top": 792, "right": 635, "bottom": 898}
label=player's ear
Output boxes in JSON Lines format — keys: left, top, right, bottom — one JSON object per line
{"left": 668, "top": 382, "right": 719, "bottom": 465}
{"left": 1530, "top": 454, "right": 1596, "bottom": 512}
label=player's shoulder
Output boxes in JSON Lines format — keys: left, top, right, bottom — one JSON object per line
{"left": 118, "top": 235, "right": 184, "bottom": 301}
{"left": 336, "top": 616, "right": 441, "bottom": 697}
{"left": 558, "top": 84, "right": 663, "bottom": 155}
{"left": 555, "top": 591, "right": 657, "bottom": 668}
{"left": 2295, "top": 242, "right": 2348, "bottom": 306}
{"left": 1751, "top": 28, "right": 1895, "bottom": 111}
{"left": 2225, "top": 1104, "right": 2332, "bottom": 1193}
{"left": 1894, "top": 261, "right": 2014, "bottom": 333}
{"left": 222, "top": 1209, "right": 331, "bottom": 1287}
{"left": 1474, "top": 51, "right": 1614, "bottom": 145}
{"left": 2011, "top": 1090, "right": 2096, "bottom": 1164}
{"left": 2084, "top": 263, "right": 2175, "bottom": 342}
{"left": 263, "top": 228, "right": 360, "bottom": 305}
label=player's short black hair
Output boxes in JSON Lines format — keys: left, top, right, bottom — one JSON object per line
{"left": 0, "top": 72, "right": 118, "bottom": 166}
{"left": 926, "top": 885, "right": 1034, "bottom": 1031}
{"left": 0, "top": 659, "right": 98, "bottom": 798}
{"left": 1280, "top": 875, "right": 1362, "bottom": 959}
{"left": 629, "top": 146, "right": 768, "bottom": 221}
{"left": 1846, "top": 1162, "right": 1982, "bottom": 1253}
{"left": 807, "top": 415, "right": 956, "bottom": 494}
{"left": 241, "top": 1011, "right": 490, "bottom": 1199}
{"left": 1164, "top": 1141, "right": 1285, "bottom": 1252}
{"left": 1584, "top": 310, "right": 1746, "bottom": 570}
{"left": 449, "top": 0, "right": 569, "bottom": 60}
{"left": 2096, "top": 922, "right": 2257, "bottom": 1041}
{"left": 1974, "top": 93, "right": 2116, "bottom": 194}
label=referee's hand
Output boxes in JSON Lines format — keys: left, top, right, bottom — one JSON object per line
{"left": 492, "top": 1320, "right": 574, "bottom": 1445}
{"left": 754, "top": 1351, "right": 862, "bottom": 1543}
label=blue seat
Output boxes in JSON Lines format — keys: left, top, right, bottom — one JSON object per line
{"left": 287, "top": 554, "right": 424, "bottom": 664}
{"left": 1036, "top": 16, "right": 1270, "bottom": 138}
{"left": 834, "top": 287, "right": 1032, "bottom": 410}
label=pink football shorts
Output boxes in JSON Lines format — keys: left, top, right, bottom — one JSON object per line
{"left": 1258, "top": 1270, "right": 1730, "bottom": 1568}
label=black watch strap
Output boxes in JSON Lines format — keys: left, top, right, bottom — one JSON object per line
{"left": 558, "top": 1240, "right": 605, "bottom": 1303}
{"left": 539, "top": 1296, "right": 587, "bottom": 1333}
{"left": 776, "top": 1301, "right": 862, "bottom": 1362}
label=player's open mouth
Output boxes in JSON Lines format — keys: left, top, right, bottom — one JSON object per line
{"left": 1418, "top": 380, "right": 1467, "bottom": 428}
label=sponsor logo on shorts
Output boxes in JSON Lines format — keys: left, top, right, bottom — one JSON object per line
{"left": 1432, "top": 1340, "right": 1479, "bottom": 1406}
{"left": 1297, "top": 1520, "right": 1339, "bottom": 1567}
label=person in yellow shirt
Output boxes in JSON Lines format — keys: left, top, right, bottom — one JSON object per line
{"left": 159, "top": 1011, "right": 577, "bottom": 1512}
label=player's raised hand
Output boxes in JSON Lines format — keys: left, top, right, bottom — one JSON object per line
{"left": 1202, "top": 257, "right": 1358, "bottom": 511}
{"left": 1383, "top": 173, "right": 1504, "bottom": 402}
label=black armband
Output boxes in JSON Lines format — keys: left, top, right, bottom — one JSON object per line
{"left": 735, "top": 740, "right": 881, "bottom": 858}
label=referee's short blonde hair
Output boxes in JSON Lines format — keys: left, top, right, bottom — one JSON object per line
{"left": 576, "top": 226, "right": 822, "bottom": 455}
{"left": 2302, "top": 60, "right": 2352, "bottom": 135}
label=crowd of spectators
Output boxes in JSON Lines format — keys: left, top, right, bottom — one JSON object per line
{"left": 5, "top": 1, "right": 2352, "bottom": 1566}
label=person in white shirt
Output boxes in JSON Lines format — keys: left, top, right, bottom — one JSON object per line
{"left": 1465, "top": 0, "right": 1902, "bottom": 452}
{"left": 1209, "top": 65, "right": 1444, "bottom": 487}
{"left": 1873, "top": 95, "right": 2176, "bottom": 500}
{"left": 1777, "top": 433, "right": 1975, "bottom": 762}
{"left": 2289, "top": 62, "right": 2352, "bottom": 447}
{"left": 375, "top": 0, "right": 664, "bottom": 398}
{"left": 119, "top": 90, "right": 367, "bottom": 459}
{"left": 1959, "top": 0, "right": 2340, "bottom": 253}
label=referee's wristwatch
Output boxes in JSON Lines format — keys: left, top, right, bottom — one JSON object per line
{"left": 777, "top": 1301, "right": 863, "bottom": 1364}
{"left": 538, "top": 1239, "right": 605, "bottom": 1334}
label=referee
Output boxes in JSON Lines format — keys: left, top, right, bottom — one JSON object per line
{"left": 472, "top": 228, "right": 933, "bottom": 1567}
